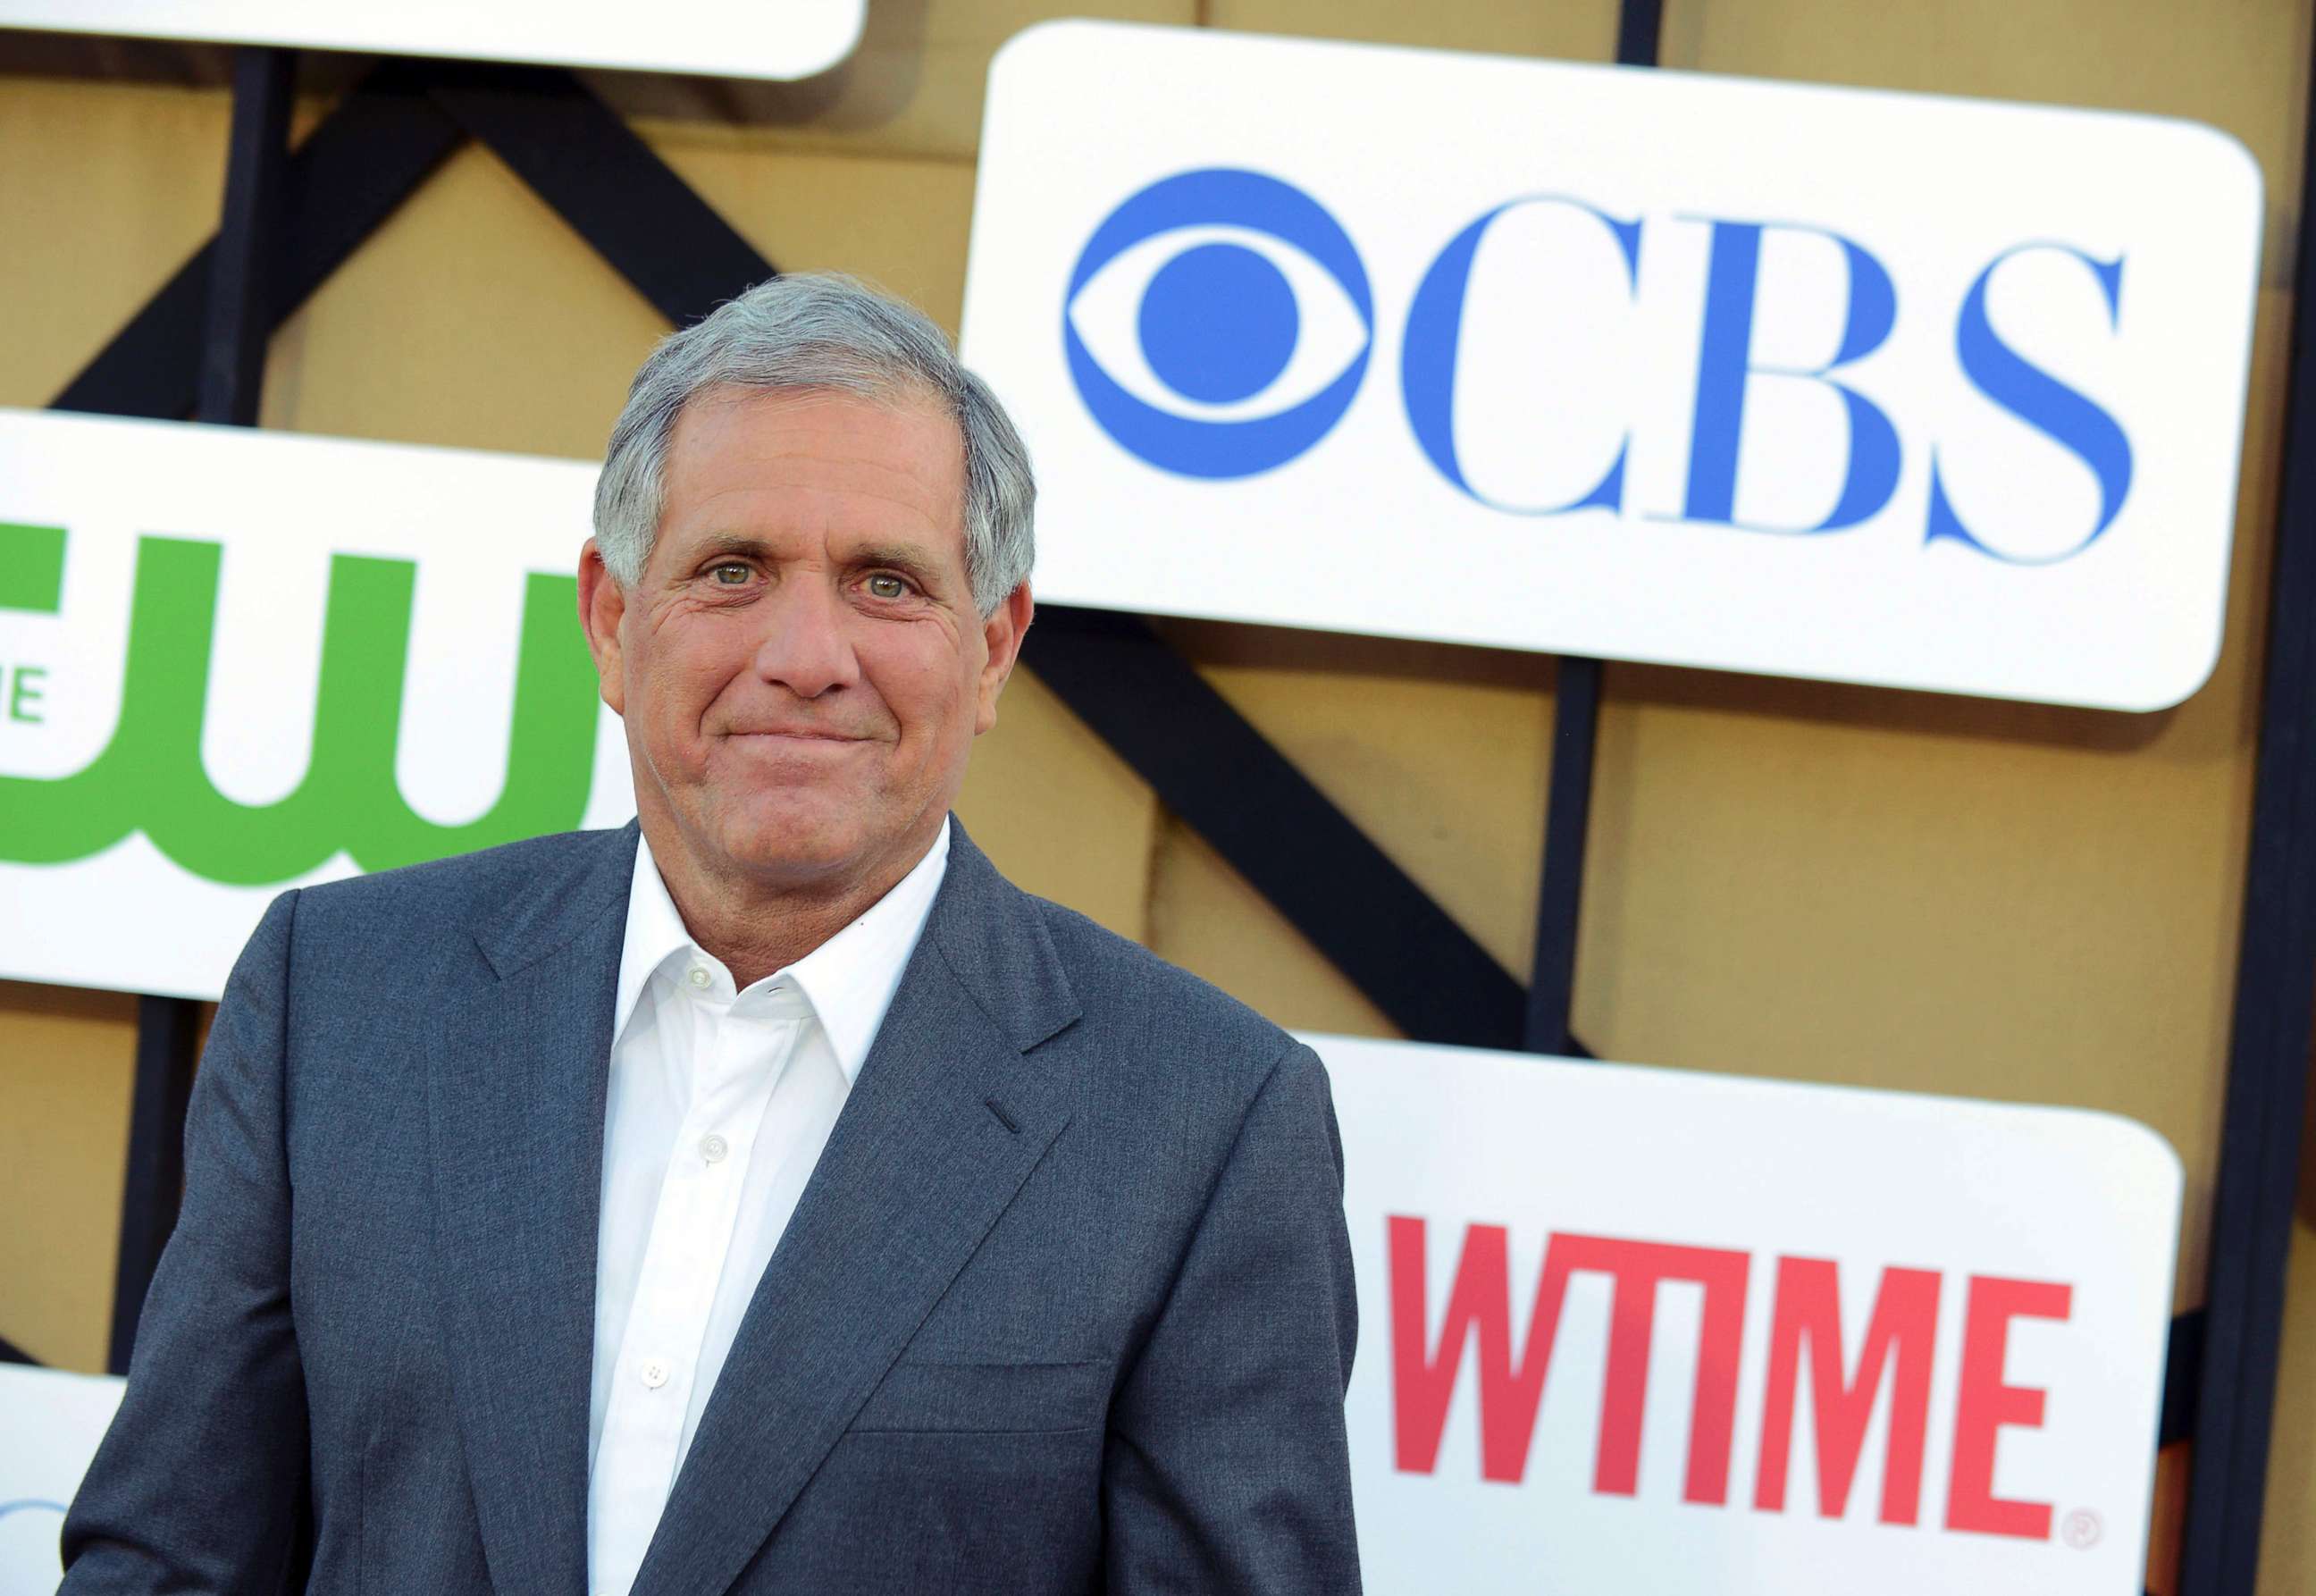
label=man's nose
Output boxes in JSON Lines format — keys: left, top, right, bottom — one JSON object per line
{"left": 749, "top": 576, "right": 860, "bottom": 699}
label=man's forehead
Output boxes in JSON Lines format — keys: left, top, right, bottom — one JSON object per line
{"left": 647, "top": 387, "right": 965, "bottom": 577}
{"left": 676, "top": 525, "right": 948, "bottom": 570}
{"left": 662, "top": 386, "right": 965, "bottom": 519}
{"left": 671, "top": 382, "right": 961, "bottom": 464}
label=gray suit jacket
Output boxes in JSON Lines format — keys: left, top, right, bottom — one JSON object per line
{"left": 60, "top": 820, "right": 1360, "bottom": 1595}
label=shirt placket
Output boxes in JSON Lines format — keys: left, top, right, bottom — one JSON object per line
{"left": 589, "top": 968, "right": 799, "bottom": 1596}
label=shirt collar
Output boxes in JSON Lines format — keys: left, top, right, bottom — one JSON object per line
{"left": 613, "top": 819, "right": 952, "bottom": 1085}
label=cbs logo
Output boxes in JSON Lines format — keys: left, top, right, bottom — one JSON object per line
{"left": 1063, "top": 166, "right": 2136, "bottom": 567}
{"left": 1064, "top": 168, "right": 1372, "bottom": 480}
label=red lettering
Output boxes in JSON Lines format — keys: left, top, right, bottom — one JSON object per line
{"left": 1944, "top": 1274, "right": 2072, "bottom": 1539}
{"left": 1553, "top": 1235, "right": 1750, "bottom": 1502}
{"left": 1388, "top": 1217, "right": 1749, "bottom": 1499}
{"left": 1752, "top": 1257, "right": 1941, "bottom": 1525}
{"left": 1390, "top": 1217, "right": 1549, "bottom": 1481}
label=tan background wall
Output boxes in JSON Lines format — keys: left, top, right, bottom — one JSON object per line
{"left": 1, "top": 0, "right": 2310, "bottom": 1587}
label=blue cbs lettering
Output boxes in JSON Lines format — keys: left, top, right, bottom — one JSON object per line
{"left": 1064, "top": 169, "right": 2134, "bottom": 566}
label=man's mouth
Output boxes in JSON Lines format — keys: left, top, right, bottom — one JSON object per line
{"left": 725, "top": 727, "right": 868, "bottom": 745}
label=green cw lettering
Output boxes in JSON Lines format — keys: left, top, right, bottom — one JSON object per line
{"left": 0, "top": 530, "right": 599, "bottom": 885}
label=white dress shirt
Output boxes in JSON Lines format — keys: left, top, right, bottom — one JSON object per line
{"left": 584, "top": 820, "right": 950, "bottom": 1596}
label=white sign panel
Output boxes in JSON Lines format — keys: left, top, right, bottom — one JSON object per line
{"left": 1311, "top": 1033, "right": 2180, "bottom": 1595}
{"left": 0, "top": 0, "right": 866, "bottom": 82}
{"left": 0, "top": 409, "right": 634, "bottom": 1001}
{"left": 0, "top": 1365, "right": 125, "bottom": 1596}
{"left": 962, "top": 21, "right": 2263, "bottom": 710}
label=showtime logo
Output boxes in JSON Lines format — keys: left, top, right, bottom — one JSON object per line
{"left": 1315, "top": 1037, "right": 2176, "bottom": 1594}
{"left": 1389, "top": 1217, "right": 2078, "bottom": 1541}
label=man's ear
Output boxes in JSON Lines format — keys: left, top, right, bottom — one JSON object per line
{"left": 974, "top": 583, "right": 1036, "bottom": 735}
{"left": 576, "top": 539, "right": 627, "bottom": 716}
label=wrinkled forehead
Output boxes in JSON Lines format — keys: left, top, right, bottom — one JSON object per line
{"left": 656, "top": 383, "right": 969, "bottom": 558}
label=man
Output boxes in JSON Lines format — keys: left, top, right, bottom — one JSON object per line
{"left": 60, "top": 274, "right": 1361, "bottom": 1594}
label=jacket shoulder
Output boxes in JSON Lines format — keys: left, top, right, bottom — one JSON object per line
{"left": 287, "top": 827, "right": 628, "bottom": 942}
{"left": 1028, "top": 894, "right": 1299, "bottom": 1079}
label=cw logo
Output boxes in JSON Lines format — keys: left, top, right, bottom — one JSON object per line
{"left": 1066, "top": 168, "right": 2134, "bottom": 566}
{"left": 0, "top": 522, "right": 599, "bottom": 885}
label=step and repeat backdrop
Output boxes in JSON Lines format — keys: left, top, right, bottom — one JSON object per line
{"left": 4, "top": 1035, "right": 2180, "bottom": 1595}
{"left": 0, "top": 13, "right": 2262, "bottom": 1596}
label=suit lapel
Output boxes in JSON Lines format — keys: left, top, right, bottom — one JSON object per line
{"left": 630, "top": 827, "right": 1081, "bottom": 1596}
{"left": 428, "top": 825, "right": 638, "bottom": 1596}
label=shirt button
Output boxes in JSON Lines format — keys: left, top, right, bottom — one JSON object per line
{"left": 687, "top": 965, "right": 711, "bottom": 990}
{"left": 701, "top": 1132, "right": 729, "bottom": 1163}
{"left": 640, "top": 1357, "right": 670, "bottom": 1390}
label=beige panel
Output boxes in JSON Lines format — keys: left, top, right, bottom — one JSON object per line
{"left": 1666, "top": 0, "right": 2314, "bottom": 285}
{"left": 956, "top": 665, "right": 1161, "bottom": 944}
{"left": 1205, "top": 0, "right": 1620, "bottom": 59}
{"left": 2147, "top": 1444, "right": 2189, "bottom": 1595}
{"left": 0, "top": 74, "right": 227, "bottom": 408}
{"left": 593, "top": 0, "right": 1199, "bottom": 164}
{"left": 647, "top": 135, "right": 978, "bottom": 334}
{"left": 0, "top": 981, "right": 137, "bottom": 1372}
{"left": 260, "top": 135, "right": 977, "bottom": 457}
{"left": 1155, "top": 618, "right": 1551, "bottom": 977}
{"left": 256, "top": 138, "right": 668, "bottom": 458}
{"left": 1147, "top": 815, "right": 1397, "bottom": 1037}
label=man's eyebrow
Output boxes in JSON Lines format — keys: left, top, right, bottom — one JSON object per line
{"left": 691, "top": 533, "right": 775, "bottom": 561}
{"left": 848, "top": 542, "right": 946, "bottom": 584}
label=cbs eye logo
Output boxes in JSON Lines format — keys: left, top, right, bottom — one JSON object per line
{"left": 1063, "top": 168, "right": 1373, "bottom": 480}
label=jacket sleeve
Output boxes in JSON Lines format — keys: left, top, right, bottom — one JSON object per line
{"left": 60, "top": 891, "right": 313, "bottom": 1595}
{"left": 1103, "top": 1040, "right": 1364, "bottom": 1594}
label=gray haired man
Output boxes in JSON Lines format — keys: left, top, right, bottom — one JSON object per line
{"left": 60, "top": 273, "right": 1363, "bottom": 1594}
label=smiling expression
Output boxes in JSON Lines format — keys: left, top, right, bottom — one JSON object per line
{"left": 580, "top": 384, "right": 1030, "bottom": 901}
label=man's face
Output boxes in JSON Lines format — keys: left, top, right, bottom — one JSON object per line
{"left": 578, "top": 385, "right": 1031, "bottom": 896}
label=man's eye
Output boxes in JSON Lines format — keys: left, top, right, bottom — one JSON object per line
{"left": 709, "top": 563, "right": 751, "bottom": 585}
{"left": 866, "top": 574, "right": 911, "bottom": 600}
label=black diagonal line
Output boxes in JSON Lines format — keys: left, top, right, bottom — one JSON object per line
{"left": 1029, "top": 609, "right": 1527, "bottom": 1048}
{"left": 52, "top": 63, "right": 466, "bottom": 419}
{"left": 424, "top": 64, "right": 775, "bottom": 323}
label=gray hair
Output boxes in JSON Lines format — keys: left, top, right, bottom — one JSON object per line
{"left": 592, "top": 273, "right": 1035, "bottom": 615}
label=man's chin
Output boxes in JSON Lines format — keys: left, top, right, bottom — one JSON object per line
{"left": 692, "top": 802, "right": 890, "bottom": 888}
{"left": 717, "top": 827, "right": 859, "bottom": 883}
